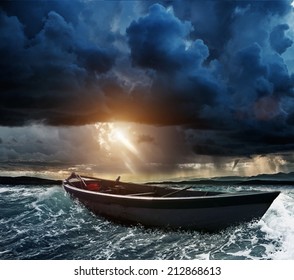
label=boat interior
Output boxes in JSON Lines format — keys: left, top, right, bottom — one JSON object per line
{"left": 65, "top": 176, "right": 223, "bottom": 198}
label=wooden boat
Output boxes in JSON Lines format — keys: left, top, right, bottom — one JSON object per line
{"left": 63, "top": 173, "right": 280, "bottom": 231}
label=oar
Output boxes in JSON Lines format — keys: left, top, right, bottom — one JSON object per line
{"left": 76, "top": 173, "right": 87, "bottom": 189}
{"left": 65, "top": 172, "right": 87, "bottom": 189}
{"left": 162, "top": 185, "right": 194, "bottom": 197}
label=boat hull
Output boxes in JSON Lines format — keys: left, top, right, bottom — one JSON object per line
{"left": 63, "top": 183, "right": 280, "bottom": 231}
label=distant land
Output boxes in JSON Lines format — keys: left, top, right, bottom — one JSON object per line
{"left": 149, "top": 171, "right": 294, "bottom": 185}
{"left": 1, "top": 171, "right": 294, "bottom": 186}
{"left": 0, "top": 176, "right": 62, "bottom": 185}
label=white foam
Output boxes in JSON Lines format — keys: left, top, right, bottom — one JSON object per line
{"left": 35, "top": 186, "right": 60, "bottom": 201}
{"left": 0, "top": 187, "right": 11, "bottom": 194}
{"left": 259, "top": 192, "right": 294, "bottom": 259}
{"left": 0, "top": 250, "right": 10, "bottom": 256}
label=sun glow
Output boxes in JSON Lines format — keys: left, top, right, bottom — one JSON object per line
{"left": 111, "top": 129, "right": 139, "bottom": 156}
{"left": 94, "top": 123, "right": 141, "bottom": 173}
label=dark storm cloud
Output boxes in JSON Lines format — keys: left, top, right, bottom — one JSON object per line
{"left": 125, "top": 3, "right": 224, "bottom": 126}
{"left": 270, "top": 24, "right": 293, "bottom": 54}
{"left": 127, "top": 4, "right": 207, "bottom": 72}
{"left": 0, "top": 6, "right": 117, "bottom": 126}
{"left": 1, "top": 0, "right": 294, "bottom": 158}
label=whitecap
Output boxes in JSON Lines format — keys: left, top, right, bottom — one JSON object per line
{"left": 259, "top": 192, "right": 294, "bottom": 259}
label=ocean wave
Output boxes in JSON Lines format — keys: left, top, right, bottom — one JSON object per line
{"left": 0, "top": 184, "right": 293, "bottom": 260}
{"left": 258, "top": 192, "right": 294, "bottom": 259}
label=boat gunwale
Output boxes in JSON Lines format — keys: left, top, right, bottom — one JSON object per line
{"left": 63, "top": 181, "right": 280, "bottom": 201}
{"left": 62, "top": 174, "right": 281, "bottom": 230}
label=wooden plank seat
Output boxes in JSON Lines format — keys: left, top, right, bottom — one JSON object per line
{"left": 128, "top": 192, "right": 156, "bottom": 196}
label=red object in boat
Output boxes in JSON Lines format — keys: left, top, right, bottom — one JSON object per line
{"left": 86, "top": 182, "right": 100, "bottom": 191}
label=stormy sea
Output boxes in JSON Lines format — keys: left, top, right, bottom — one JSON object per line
{"left": 0, "top": 176, "right": 293, "bottom": 260}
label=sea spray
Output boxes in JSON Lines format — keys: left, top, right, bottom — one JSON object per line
{"left": 258, "top": 192, "right": 294, "bottom": 259}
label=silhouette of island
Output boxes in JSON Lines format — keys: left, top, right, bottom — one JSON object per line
{"left": 0, "top": 176, "right": 62, "bottom": 185}
{"left": 1, "top": 171, "right": 294, "bottom": 186}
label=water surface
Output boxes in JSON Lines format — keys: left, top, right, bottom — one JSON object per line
{"left": 0, "top": 184, "right": 293, "bottom": 260}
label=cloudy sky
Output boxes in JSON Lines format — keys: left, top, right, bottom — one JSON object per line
{"left": 1, "top": 0, "right": 294, "bottom": 180}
